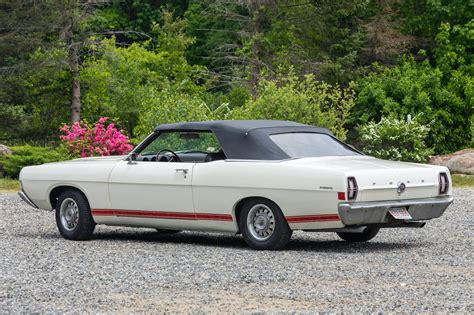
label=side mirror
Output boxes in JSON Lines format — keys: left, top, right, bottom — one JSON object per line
{"left": 127, "top": 152, "right": 138, "bottom": 165}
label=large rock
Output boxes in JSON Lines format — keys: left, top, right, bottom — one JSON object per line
{"left": 0, "top": 144, "right": 12, "bottom": 156}
{"left": 429, "top": 148, "right": 474, "bottom": 175}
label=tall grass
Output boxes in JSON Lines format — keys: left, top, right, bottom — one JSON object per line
{"left": 0, "top": 178, "right": 20, "bottom": 192}
{"left": 452, "top": 174, "right": 474, "bottom": 187}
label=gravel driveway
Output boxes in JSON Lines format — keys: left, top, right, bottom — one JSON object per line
{"left": 1, "top": 189, "right": 473, "bottom": 313}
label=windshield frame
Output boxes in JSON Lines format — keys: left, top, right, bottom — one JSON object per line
{"left": 130, "top": 130, "right": 224, "bottom": 156}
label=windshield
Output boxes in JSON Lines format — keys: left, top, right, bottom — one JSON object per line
{"left": 270, "top": 133, "right": 360, "bottom": 158}
{"left": 140, "top": 131, "right": 221, "bottom": 156}
{"left": 132, "top": 131, "right": 226, "bottom": 163}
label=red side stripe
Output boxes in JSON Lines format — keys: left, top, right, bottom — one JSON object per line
{"left": 116, "top": 210, "right": 196, "bottom": 220}
{"left": 195, "top": 213, "right": 233, "bottom": 221}
{"left": 91, "top": 209, "right": 233, "bottom": 222}
{"left": 92, "top": 209, "right": 338, "bottom": 223}
{"left": 285, "top": 214, "right": 340, "bottom": 223}
{"left": 91, "top": 209, "right": 114, "bottom": 216}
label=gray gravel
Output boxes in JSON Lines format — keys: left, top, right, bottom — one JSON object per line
{"left": 1, "top": 189, "right": 473, "bottom": 313}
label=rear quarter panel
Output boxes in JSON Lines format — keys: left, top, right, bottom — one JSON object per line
{"left": 192, "top": 160, "right": 346, "bottom": 231}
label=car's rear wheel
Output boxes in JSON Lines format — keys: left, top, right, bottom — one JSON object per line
{"left": 155, "top": 229, "right": 181, "bottom": 234}
{"left": 239, "top": 198, "right": 292, "bottom": 250}
{"left": 336, "top": 226, "right": 380, "bottom": 242}
{"left": 55, "top": 190, "right": 95, "bottom": 240}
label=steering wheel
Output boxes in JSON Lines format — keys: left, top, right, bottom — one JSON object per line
{"left": 156, "top": 149, "right": 181, "bottom": 162}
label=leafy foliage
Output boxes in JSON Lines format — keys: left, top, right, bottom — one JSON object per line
{"left": 358, "top": 115, "right": 433, "bottom": 162}
{"left": 81, "top": 11, "right": 205, "bottom": 138}
{"left": 233, "top": 73, "right": 355, "bottom": 139}
{"left": 84, "top": 0, "right": 188, "bottom": 44}
{"left": 398, "top": 0, "right": 473, "bottom": 40}
{"left": 134, "top": 91, "right": 231, "bottom": 139}
{"left": 353, "top": 57, "right": 472, "bottom": 154}
{"left": 0, "top": 48, "right": 71, "bottom": 143}
{"left": 0, "top": 146, "right": 65, "bottom": 179}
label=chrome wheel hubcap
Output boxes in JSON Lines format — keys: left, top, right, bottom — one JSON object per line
{"left": 247, "top": 204, "right": 275, "bottom": 241}
{"left": 59, "top": 198, "right": 79, "bottom": 231}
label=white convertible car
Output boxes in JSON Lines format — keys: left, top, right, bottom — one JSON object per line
{"left": 19, "top": 120, "right": 453, "bottom": 249}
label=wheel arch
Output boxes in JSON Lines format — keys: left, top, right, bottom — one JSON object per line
{"left": 232, "top": 196, "right": 288, "bottom": 233}
{"left": 48, "top": 184, "right": 90, "bottom": 210}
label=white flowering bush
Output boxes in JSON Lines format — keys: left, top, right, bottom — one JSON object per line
{"left": 358, "top": 115, "right": 433, "bottom": 162}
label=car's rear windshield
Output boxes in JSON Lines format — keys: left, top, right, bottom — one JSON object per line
{"left": 269, "top": 132, "right": 360, "bottom": 158}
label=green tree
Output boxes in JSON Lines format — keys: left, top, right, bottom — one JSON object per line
{"left": 81, "top": 11, "right": 206, "bottom": 138}
{"left": 0, "top": 1, "right": 108, "bottom": 144}
{"left": 398, "top": 0, "right": 473, "bottom": 40}
{"left": 0, "top": 48, "right": 71, "bottom": 144}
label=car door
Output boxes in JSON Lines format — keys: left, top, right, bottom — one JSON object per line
{"left": 107, "top": 160, "right": 195, "bottom": 229}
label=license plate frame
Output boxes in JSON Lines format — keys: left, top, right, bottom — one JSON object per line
{"left": 388, "top": 207, "right": 412, "bottom": 220}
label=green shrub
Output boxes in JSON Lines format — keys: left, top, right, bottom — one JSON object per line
{"left": 134, "top": 90, "right": 232, "bottom": 139}
{"left": 135, "top": 73, "right": 354, "bottom": 141}
{"left": 233, "top": 73, "right": 355, "bottom": 140}
{"left": 353, "top": 57, "right": 472, "bottom": 155}
{"left": 0, "top": 145, "right": 66, "bottom": 179}
{"left": 358, "top": 115, "right": 433, "bottom": 163}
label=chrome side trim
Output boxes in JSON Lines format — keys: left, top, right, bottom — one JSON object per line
{"left": 18, "top": 191, "right": 38, "bottom": 209}
{"left": 338, "top": 196, "right": 453, "bottom": 226}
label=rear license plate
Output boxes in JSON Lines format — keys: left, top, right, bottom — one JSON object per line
{"left": 389, "top": 207, "right": 412, "bottom": 220}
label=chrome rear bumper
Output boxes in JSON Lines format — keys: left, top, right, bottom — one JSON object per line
{"left": 18, "top": 191, "right": 38, "bottom": 209}
{"left": 338, "top": 196, "right": 453, "bottom": 226}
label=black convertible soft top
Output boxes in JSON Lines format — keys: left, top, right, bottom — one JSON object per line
{"left": 154, "top": 120, "right": 332, "bottom": 160}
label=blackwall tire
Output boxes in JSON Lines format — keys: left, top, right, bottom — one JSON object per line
{"left": 239, "top": 198, "right": 292, "bottom": 250}
{"left": 55, "top": 190, "right": 95, "bottom": 240}
{"left": 336, "top": 227, "right": 380, "bottom": 242}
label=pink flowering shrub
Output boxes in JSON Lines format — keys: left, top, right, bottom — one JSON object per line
{"left": 59, "top": 117, "right": 133, "bottom": 158}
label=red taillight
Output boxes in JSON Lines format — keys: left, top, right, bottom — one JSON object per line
{"left": 347, "top": 177, "right": 358, "bottom": 200}
{"left": 439, "top": 172, "right": 449, "bottom": 194}
{"left": 338, "top": 192, "right": 346, "bottom": 200}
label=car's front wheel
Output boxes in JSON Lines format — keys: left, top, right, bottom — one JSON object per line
{"left": 239, "top": 198, "right": 292, "bottom": 250}
{"left": 336, "top": 226, "right": 380, "bottom": 242}
{"left": 55, "top": 190, "right": 95, "bottom": 240}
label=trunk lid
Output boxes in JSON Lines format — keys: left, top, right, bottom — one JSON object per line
{"left": 288, "top": 156, "right": 447, "bottom": 201}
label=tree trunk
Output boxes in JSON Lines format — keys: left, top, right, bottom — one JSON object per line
{"left": 64, "top": 12, "right": 81, "bottom": 123}
{"left": 249, "top": 1, "right": 262, "bottom": 100}
{"left": 70, "top": 49, "right": 81, "bottom": 123}
{"left": 250, "top": 32, "right": 261, "bottom": 100}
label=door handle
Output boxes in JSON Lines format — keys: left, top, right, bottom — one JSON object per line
{"left": 175, "top": 169, "right": 189, "bottom": 178}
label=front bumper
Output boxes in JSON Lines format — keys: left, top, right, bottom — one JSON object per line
{"left": 338, "top": 196, "right": 453, "bottom": 226}
{"left": 18, "top": 191, "right": 38, "bottom": 209}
